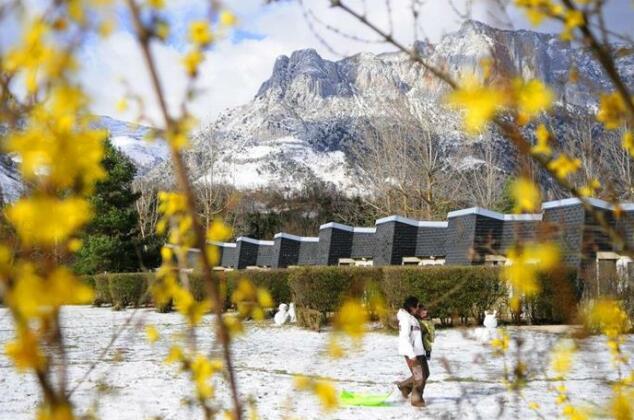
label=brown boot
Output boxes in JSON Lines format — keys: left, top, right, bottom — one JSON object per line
{"left": 410, "top": 385, "right": 426, "bottom": 407}
{"left": 394, "top": 377, "right": 413, "bottom": 398}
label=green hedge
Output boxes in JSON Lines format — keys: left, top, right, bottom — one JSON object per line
{"left": 226, "top": 269, "right": 292, "bottom": 309}
{"left": 525, "top": 268, "right": 581, "bottom": 324}
{"left": 74, "top": 266, "right": 580, "bottom": 325}
{"left": 288, "top": 266, "right": 578, "bottom": 329}
{"left": 93, "top": 274, "right": 113, "bottom": 306}
{"left": 381, "top": 266, "right": 505, "bottom": 327}
{"left": 108, "top": 273, "right": 150, "bottom": 310}
{"left": 288, "top": 267, "right": 383, "bottom": 330}
{"left": 189, "top": 270, "right": 291, "bottom": 311}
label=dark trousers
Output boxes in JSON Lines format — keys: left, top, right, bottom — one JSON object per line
{"left": 405, "top": 355, "right": 430, "bottom": 387}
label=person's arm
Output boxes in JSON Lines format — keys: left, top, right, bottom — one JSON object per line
{"left": 399, "top": 315, "right": 416, "bottom": 361}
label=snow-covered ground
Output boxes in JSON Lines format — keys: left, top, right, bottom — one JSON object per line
{"left": 0, "top": 306, "right": 631, "bottom": 419}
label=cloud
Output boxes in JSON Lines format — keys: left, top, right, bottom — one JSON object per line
{"left": 77, "top": 0, "right": 634, "bottom": 127}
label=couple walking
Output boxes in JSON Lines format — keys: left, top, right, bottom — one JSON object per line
{"left": 395, "top": 296, "right": 435, "bottom": 407}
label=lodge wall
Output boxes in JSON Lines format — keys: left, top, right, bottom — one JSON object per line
{"left": 182, "top": 199, "right": 633, "bottom": 298}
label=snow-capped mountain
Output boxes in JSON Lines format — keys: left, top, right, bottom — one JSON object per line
{"left": 176, "top": 20, "right": 632, "bottom": 193}
{"left": 93, "top": 116, "right": 169, "bottom": 173}
{"left": 3, "top": 20, "right": 633, "bottom": 201}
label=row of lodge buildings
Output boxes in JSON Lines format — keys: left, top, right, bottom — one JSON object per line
{"left": 191, "top": 198, "right": 634, "bottom": 297}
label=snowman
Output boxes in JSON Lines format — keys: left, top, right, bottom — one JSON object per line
{"left": 274, "top": 303, "right": 290, "bottom": 326}
{"left": 476, "top": 310, "right": 498, "bottom": 342}
{"left": 288, "top": 303, "right": 297, "bottom": 323}
{"left": 483, "top": 310, "right": 498, "bottom": 329}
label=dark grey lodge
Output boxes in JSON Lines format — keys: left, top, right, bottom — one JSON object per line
{"left": 197, "top": 198, "right": 634, "bottom": 298}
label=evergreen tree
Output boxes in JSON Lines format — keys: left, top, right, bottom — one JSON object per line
{"left": 74, "top": 140, "right": 141, "bottom": 274}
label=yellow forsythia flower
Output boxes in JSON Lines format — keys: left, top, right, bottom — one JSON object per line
{"left": 116, "top": 97, "right": 128, "bottom": 113}
{"left": 513, "top": 78, "right": 553, "bottom": 124}
{"left": 561, "top": 10, "right": 584, "bottom": 41}
{"left": 191, "top": 354, "right": 221, "bottom": 399}
{"left": 314, "top": 381, "right": 338, "bottom": 411}
{"left": 334, "top": 299, "right": 368, "bottom": 339}
{"left": 293, "top": 375, "right": 311, "bottom": 390}
{"left": 207, "top": 219, "right": 232, "bottom": 242}
{"left": 182, "top": 50, "right": 204, "bottom": 76}
{"left": 146, "top": 325, "right": 160, "bottom": 343}
{"left": 585, "top": 299, "right": 631, "bottom": 339}
{"left": 611, "top": 386, "right": 634, "bottom": 420}
{"left": 165, "top": 346, "right": 184, "bottom": 364}
{"left": 528, "top": 401, "right": 540, "bottom": 410}
{"left": 189, "top": 21, "right": 213, "bottom": 46}
{"left": 532, "top": 123, "right": 552, "bottom": 156}
{"left": 7, "top": 197, "right": 92, "bottom": 246}
{"left": 490, "top": 330, "right": 509, "bottom": 354}
{"left": 5, "top": 330, "right": 46, "bottom": 372}
{"left": 562, "top": 404, "right": 589, "bottom": 420}
{"left": 503, "top": 242, "right": 559, "bottom": 310}
{"left": 219, "top": 10, "right": 237, "bottom": 27}
{"left": 578, "top": 179, "right": 600, "bottom": 198}
{"left": 511, "top": 177, "right": 541, "bottom": 213}
{"left": 547, "top": 155, "right": 581, "bottom": 179}
{"left": 257, "top": 288, "right": 273, "bottom": 309}
{"left": 597, "top": 92, "right": 627, "bottom": 129}
{"left": 147, "top": 0, "right": 165, "bottom": 9}
{"left": 446, "top": 75, "right": 506, "bottom": 134}
{"left": 36, "top": 403, "right": 73, "bottom": 420}
{"left": 515, "top": 0, "right": 564, "bottom": 26}
{"left": 327, "top": 337, "right": 345, "bottom": 359}
{"left": 550, "top": 339, "right": 575, "bottom": 377}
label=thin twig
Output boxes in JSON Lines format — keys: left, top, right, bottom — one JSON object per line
{"left": 124, "top": 1, "right": 242, "bottom": 418}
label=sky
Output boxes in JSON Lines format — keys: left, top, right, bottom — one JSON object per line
{"left": 5, "top": 0, "right": 634, "bottom": 127}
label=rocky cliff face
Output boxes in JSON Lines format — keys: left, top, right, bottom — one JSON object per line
{"left": 180, "top": 20, "right": 632, "bottom": 193}
{"left": 3, "top": 21, "right": 632, "bottom": 200}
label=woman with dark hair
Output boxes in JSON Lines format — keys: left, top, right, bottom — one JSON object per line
{"left": 395, "top": 296, "right": 429, "bottom": 407}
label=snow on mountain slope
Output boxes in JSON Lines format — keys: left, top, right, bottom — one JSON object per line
{"left": 200, "top": 136, "right": 359, "bottom": 192}
{"left": 174, "top": 20, "right": 632, "bottom": 194}
{"left": 93, "top": 116, "right": 169, "bottom": 174}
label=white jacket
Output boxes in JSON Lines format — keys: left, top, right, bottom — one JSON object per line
{"left": 397, "top": 309, "right": 425, "bottom": 359}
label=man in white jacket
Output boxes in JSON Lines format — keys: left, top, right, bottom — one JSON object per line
{"left": 395, "top": 296, "right": 429, "bottom": 407}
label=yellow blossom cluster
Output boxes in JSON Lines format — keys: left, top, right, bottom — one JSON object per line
{"left": 578, "top": 179, "right": 601, "bottom": 198}
{"left": 596, "top": 92, "right": 634, "bottom": 157}
{"left": 490, "top": 329, "right": 510, "bottom": 355}
{"left": 514, "top": 0, "right": 585, "bottom": 41}
{"left": 547, "top": 154, "right": 581, "bottom": 180}
{"left": 446, "top": 75, "right": 553, "bottom": 134}
{"left": 164, "top": 346, "right": 224, "bottom": 400}
{"left": 157, "top": 191, "right": 196, "bottom": 248}
{"left": 585, "top": 299, "right": 631, "bottom": 339}
{"left": 1, "top": 12, "right": 111, "bottom": 405}
{"left": 294, "top": 376, "right": 339, "bottom": 411}
{"left": 4, "top": 265, "right": 93, "bottom": 320}
{"left": 231, "top": 278, "right": 273, "bottom": 321}
{"left": 550, "top": 339, "right": 576, "bottom": 378}
{"left": 511, "top": 177, "right": 541, "bottom": 213}
{"left": 327, "top": 298, "right": 370, "bottom": 359}
{"left": 611, "top": 385, "right": 634, "bottom": 420}
{"left": 333, "top": 299, "right": 368, "bottom": 339}
{"left": 152, "top": 247, "right": 212, "bottom": 326}
{"left": 503, "top": 242, "right": 560, "bottom": 311}
{"left": 531, "top": 123, "right": 552, "bottom": 156}
{"left": 182, "top": 11, "right": 237, "bottom": 77}
{"left": 597, "top": 92, "right": 629, "bottom": 130}
{"left": 4, "top": 329, "right": 46, "bottom": 373}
